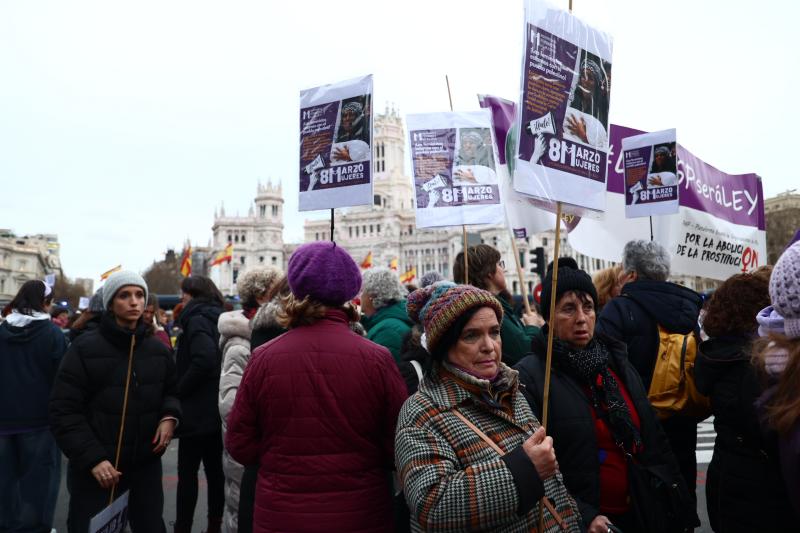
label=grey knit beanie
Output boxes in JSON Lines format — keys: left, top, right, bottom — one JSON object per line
{"left": 362, "top": 267, "right": 406, "bottom": 309}
{"left": 102, "top": 271, "right": 149, "bottom": 310}
{"left": 420, "top": 271, "right": 445, "bottom": 288}
{"left": 770, "top": 241, "right": 800, "bottom": 338}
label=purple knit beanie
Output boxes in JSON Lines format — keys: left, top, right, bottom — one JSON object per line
{"left": 287, "top": 242, "right": 362, "bottom": 306}
{"left": 770, "top": 241, "right": 800, "bottom": 339}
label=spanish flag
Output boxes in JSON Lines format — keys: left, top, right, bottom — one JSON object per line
{"left": 360, "top": 251, "right": 373, "bottom": 269}
{"left": 100, "top": 265, "right": 122, "bottom": 281}
{"left": 180, "top": 246, "right": 192, "bottom": 277}
{"left": 399, "top": 267, "right": 417, "bottom": 284}
{"left": 211, "top": 243, "right": 234, "bottom": 267}
{"left": 389, "top": 257, "right": 398, "bottom": 271}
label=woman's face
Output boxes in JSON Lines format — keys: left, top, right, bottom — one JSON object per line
{"left": 447, "top": 307, "right": 502, "bottom": 379}
{"left": 142, "top": 304, "right": 155, "bottom": 324}
{"left": 486, "top": 260, "right": 507, "bottom": 294}
{"left": 552, "top": 291, "right": 595, "bottom": 349}
{"left": 112, "top": 285, "right": 145, "bottom": 328}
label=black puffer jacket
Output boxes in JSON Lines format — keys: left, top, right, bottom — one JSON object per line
{"left": 695, "top": 336, "right": 797, "bottom": 532}
{"left": 515, "top": 331, "right": 697, "bottom": 531}
{"left": 49, "top": 313, "right": 180, "bottom": 474}
{"left": 596, "top": 279, "right": 702, "bottom": 387}
{"left": 175, "top": 297, "right": 223, "bottom": 437}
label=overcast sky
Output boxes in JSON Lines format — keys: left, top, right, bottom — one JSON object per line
{"left": 2, "top": 0, "right": 798, "bottom": 281}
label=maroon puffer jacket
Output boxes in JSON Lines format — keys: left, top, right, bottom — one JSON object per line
{"left": 225, "top": 309, "right": 408, "bottom": 532}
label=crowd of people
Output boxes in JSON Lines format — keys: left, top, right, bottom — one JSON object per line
{"left": 1, "top": 236, "right": 799, "bottom": 533}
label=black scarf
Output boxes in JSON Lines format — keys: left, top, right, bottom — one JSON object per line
{"left": 554, "top": 337, "right": 643, "bottom": 454}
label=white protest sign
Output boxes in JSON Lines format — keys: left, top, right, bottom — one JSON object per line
{"left": 623, "top": 129, "right": 679, "bottom": 218}
{"left": 408, "top": 110, "right": 504, "bottom": 229}
{"left": 89, "top": 490, "right": 129, "bottom": 533}
{"left": 514, "top": 0, "right": 613, "bottom": 214}
{"left": 299, "top": 75, "right": 373, "bottom": 211}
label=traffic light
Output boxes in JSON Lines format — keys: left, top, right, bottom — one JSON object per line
{"left": 529, "top": 247, "right": 546, "bottom": 280}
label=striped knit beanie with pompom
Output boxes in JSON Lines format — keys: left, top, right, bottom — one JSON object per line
{"left": 406, "top": 281, "right": 503, "bottom": 354}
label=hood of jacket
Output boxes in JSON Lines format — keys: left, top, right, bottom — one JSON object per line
{"left": 251, "top": 297, "right": 282, "bottom": 332}
{"left": 623, "top": 279, "right": 702, "bottom": 334}
{"left": 179, "top": 298, "right": 223, "bottom": 329}
{"left": 362, "top": 299, "right": 413, "bottom": 331}
{"left": 218, "top": 309, "right": 251, "bottom": 342}
{"left": 698, "top": 336, "right": 751, "bottom": 369}
{"left": 0, "top": 317, "right": 56, "bottom": 344}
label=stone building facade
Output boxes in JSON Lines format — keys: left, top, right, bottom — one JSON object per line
{"left": 210, "top": 181, "right": 285, "bottom": 295}
{"left": 0, "top": 230, "right": 63, "bottom": 303}
{"left": 765, "top": 190, "right": 800, "bottom": 264}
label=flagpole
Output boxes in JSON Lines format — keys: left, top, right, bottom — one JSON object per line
{"left": 539, "top": 3, "right": 570, "bottom": 530}
{"left": 330, "top": 209, "right": 335, "bottom": 242}
{"left": 446, "top": 74, "right": 469, "bottom": 282}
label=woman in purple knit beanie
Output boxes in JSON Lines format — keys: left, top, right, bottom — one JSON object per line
{"left": 224, "top": 242, "right": 408, "bottom": 533}
{"left": 754, "top": 241, "right": 800, "bottom": 518}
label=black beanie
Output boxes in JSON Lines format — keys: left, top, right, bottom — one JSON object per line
{"left": 539, "top": 257, "right": 598, "bottom": 320}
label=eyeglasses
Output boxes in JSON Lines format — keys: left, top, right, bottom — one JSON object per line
{"left": 498, "top": 260, "right": 506, "bottom": 270}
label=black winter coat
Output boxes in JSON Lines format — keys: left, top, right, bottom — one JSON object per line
{"left": 175, "top": 298, "right": 223, "bottom": 437}
{"left": 596, "top": 279, "right": 702, "bottom": 388}
{"left": 515, "top": 332, "right": 698, "bottom": 531}
{"left": 695, "top": 336, "right": 797, "bottom": 532}
{"left": 396, "top": 326, "right": 427, "bottom": 396}
{"left": 49, "top": 313, "right": 180, "bottom": 474}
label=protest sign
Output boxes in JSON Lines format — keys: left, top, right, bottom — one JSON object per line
{"left": 623, "top": 129, "right": 679, "bottom": 218}
{"left": 78, "top": 296, "right": 90, "bottom": 310}
{"left": 89, "top": 490, "right": 128, "bottom": 533}
{"left": 567, "top": 125, "right": 766, "bottom": 281}
{"left": 478, "top": 94, "right": 562, "bottom": 239}
{"left": 408, "top": 110, "right": 504, "bottom": 228}
{"left": 299, "top": 75, "right": 373, "bottom": 211}
{"left": 513, "top": 0, "right": 613, "bottom": 214}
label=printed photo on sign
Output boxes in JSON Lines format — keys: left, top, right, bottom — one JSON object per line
{"left": 408, "top": 111, "right": 504, "bottom": 229}
{"left": 453, "top": 128, "right": 497, "bottom": 186}
{"left": 564, "top": 50, "right": 610, "bottom": 149}
{"left": 623, "top": 129, "right": 679, "bottom": 218}
{"left": 513, "top": 0, "right": 613, "bottom": 214}
{"left": 298, "top": 75, "right": 373, "bottom": 211}
{"left": 331, "top": 95, "right": 371, "bottom": 166}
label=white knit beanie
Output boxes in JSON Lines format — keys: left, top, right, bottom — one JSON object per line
{"left": 102, "top": 271, "right": 149, "bottom": 310}
{"left": 770, "top": 241, "right": 800, "bottom": 338}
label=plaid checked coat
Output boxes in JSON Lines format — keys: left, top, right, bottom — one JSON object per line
{"left": 395, "top": 363, "right": 582, "bottom": 532}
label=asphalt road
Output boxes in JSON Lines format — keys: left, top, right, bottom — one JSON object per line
{"left": 53, "top": 431, "right": 714, "bottom": 532}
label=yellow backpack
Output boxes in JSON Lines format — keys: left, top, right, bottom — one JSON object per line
{"left": 647, "top": 325, "right": 711, "bottom": 420}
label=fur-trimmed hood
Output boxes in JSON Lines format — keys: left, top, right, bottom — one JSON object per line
{"left": 251, "top": 298, "right": 283, "bottom": 332}
{"left": 218, "top": 309, "right": 251, "bottom": 347}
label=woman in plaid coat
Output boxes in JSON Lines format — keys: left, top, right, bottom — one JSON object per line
{"left": 395, "top": 282, "right": 581, "bottom": 532}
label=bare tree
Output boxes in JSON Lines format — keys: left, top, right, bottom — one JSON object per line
{"left": 53, "top": 276, "right": 90, "bottom": 309}
{"left": 143, "top": 249, "right": 183, "bottom": 295}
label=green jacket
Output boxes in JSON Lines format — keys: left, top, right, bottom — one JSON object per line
{"left": 498, "top": 296, "right": 540, "bottom": 367}
{"left": 362, "top": 300, "right": 413, "bottom": 363}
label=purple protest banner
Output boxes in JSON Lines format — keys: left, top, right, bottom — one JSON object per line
{"left": 567, "top": 124, "right": 766, "bottom": 280}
